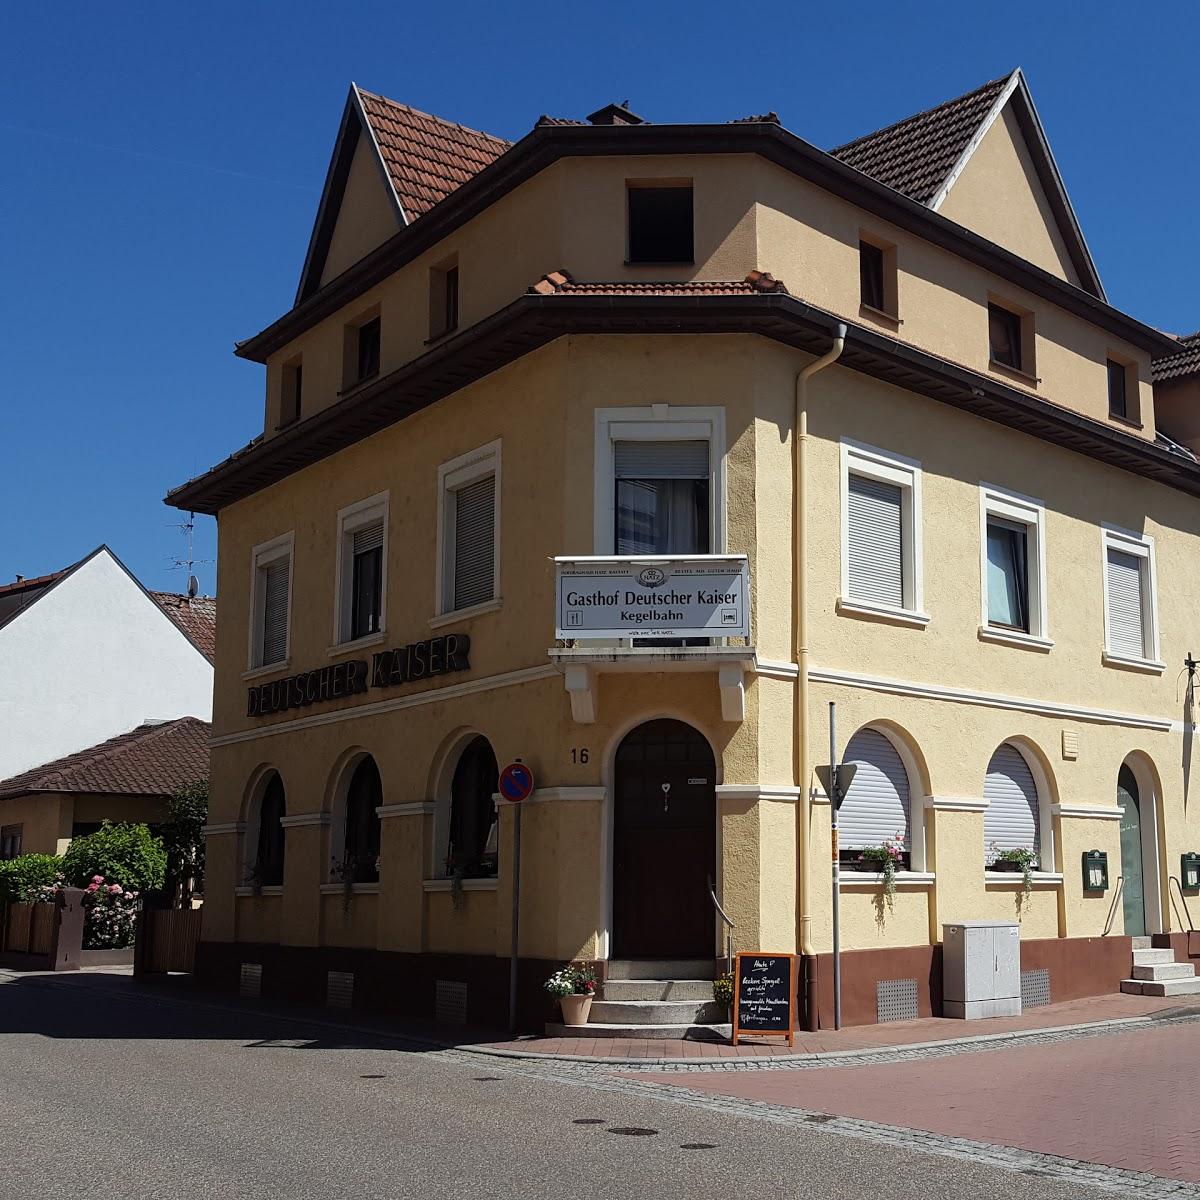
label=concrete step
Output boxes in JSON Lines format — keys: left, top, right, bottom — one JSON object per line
{"left": 546, "top": 1021, "right": 731, "bottom": 1041}
{"left": 1132, "top": 962, "right": 1196, "bottom": 982}
{"left": 589, "top": 998, "right": 726, "bottom": 1025}
{"left": 606, "top": 959, "right": 714, "bottom": 981}
{"left": 1132, "top": 948, "right": 1176, "bottom": 967}
{"left": 600, "top": 978, "right": 715, "bottom": 1002}
{"left": 1122, "top": 977, "right": 1200, "bottom": 997}
{"left": 1131, "top": 936, "right": 1154, "bottom": 949}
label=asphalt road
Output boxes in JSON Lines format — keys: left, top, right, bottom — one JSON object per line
{"left": 0, "top": 971, "right": 1126, "bottom": 1200}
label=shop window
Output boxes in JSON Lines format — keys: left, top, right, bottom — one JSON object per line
{"left": 446, "top": 737, "right": 499, "bottom": 878}
{"left": 338, "top": 757, "right": 382, "bottom": 884}
{"left": 248, "top": 533, "right": 293, "bottom": 669}
{"left": 0, "top": 824, "right": 21, "bottom": 860}
{"left": 979, "top": 485, "right": 1047, "bottom": 646}
{"left": 252, "top": 773, "right": 286, "bottom": 888}
{"left": 437, "top": 441, "right": 500, "bottom": 616}
{"left": 279, "top": 357, "right": 303, "bottom": 428}
{"left": 335, "top": 493, "right": 388, "bottom": 644}
{"left": 627, "top": 182, "right": 693, "bottom": 264}
{"left": 429, "top": 257, "right": 459, "bottom": 339}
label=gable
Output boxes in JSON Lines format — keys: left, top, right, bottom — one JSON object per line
{"left": 938, "top": 102, "right": 1081, "bottom": 286}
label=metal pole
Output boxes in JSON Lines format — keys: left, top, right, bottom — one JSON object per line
{"left": 829, "top": 701, "right": 842, "bottom": 1031}
{"left": 508, "top": 803, "right": 522, "bottom": 1034}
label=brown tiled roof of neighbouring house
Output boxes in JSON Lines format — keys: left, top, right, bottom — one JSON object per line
{"left": 831, "top": 75, "right": 1011, "bottom": 205}
{"left": 356, "top": 90, "right": 511, "bottom": 222}
{"left": 528, "top": 269, "right": 789, "bottom": 297}
{"left": 0, "top": 717, "right": 209, "bottom": 798}
{"left": 150, "top": 592, "right": 217, "bottom": 662}
{"left": 1153, "top": 332, "right": 1200, "bottom": 383}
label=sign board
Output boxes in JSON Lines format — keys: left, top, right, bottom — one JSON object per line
{"left": 555, "top": 555, "right": 750, "bottom": 641}
{"left": 814, "top": 763, "right": 857, "bottom": 808}
{"left": 498, "top": 762, "right": 535, "bottom": 803}
{"left": 732, "top": 952, "right": 796, "bottom": 1047}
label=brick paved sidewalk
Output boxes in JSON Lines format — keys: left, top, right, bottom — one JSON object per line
{"left": 478, "top": 991, "right": 1200, "bottom": 1060}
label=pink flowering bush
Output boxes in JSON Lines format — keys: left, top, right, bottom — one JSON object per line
{"left": 80, "top": 874, "right": 140, "bottom": 949}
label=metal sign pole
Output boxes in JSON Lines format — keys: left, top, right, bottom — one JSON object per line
{"left": 829, "top": 701, "right": 842, "bottom": 1031}
{"left": 508, "top": 802, "right": 522, "bottom": 1034}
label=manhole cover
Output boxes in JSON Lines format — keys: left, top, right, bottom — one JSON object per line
{"left": 680, "top": 1143, "right": 717, "bottom": 1150}
{"left": 606, "top": 1127, "right": 659, "bottom": 1137}
{"left": 573, "top": 1119, "right": 606, "bottom": 1125}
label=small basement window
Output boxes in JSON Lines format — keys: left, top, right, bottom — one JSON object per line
{"left": 627, "top": 183, "right": 693, "bottom": 264}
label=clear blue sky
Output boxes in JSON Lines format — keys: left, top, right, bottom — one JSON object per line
{"left": 2, "top": 1, "right": 1196, "bottom": 596}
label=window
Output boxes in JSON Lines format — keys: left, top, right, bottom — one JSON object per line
{"left": 983, "top": 743, "right": 1044, "bottom": 867}
{"left": 280, "top": 358, "right": 302, "bottom": 428}
{"left": 840, "top": 442, "right": 924, "bottom": 620}
{"left": 988, "top": 302, "right": 1025, "bottom": 372}
{"left": 838, "top": 729, "right": 914, "bottom": 870}
{"left": 249, "top": 772, "right": 286, "bottom": 888}
{"left": 248, "top": 533, "right": 293, "bottom": 669}
{"left": 430, "top": 258, "right": 459, "bottom": 339}
{"left": 344, "top": 313, "right": 381, "bottom": 388}
{"left": 446, "top": 736, "right": 499, "bottom": 878}
{"left": 437, "top": 441, "right": 500, "bottom": 616}
{"left": 858, "top": 234, "right": 897, "bottom": 317}
{"left": 340, "top": 757, "right": 382, "bottom": 883}
{"left": 334, "top": 493, "right": 388, "bottom": 645}
{"left": 1107, "top": 359, "right": 1127, "bottom": 419}
{"left": 1102, "top": 528, "right": 1160, "bottom": 667}
{"left": 979, "top": 486, "right": 1047, "bottom": 645}
{"left": 627, "top": 183, "right": 693, "bottom": 264}
{"left": 0, "top": 825, "right": 21, "bottom": 860}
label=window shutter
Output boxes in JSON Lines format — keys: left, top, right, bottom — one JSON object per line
{"left": 983, "top": 744, "right": 1039, "bottom": 856}
{"left": 847, "top": 474, "right": 904, "bottom": 608}
{"left": 452, "top": 475, "right": 495, "bottom": 609}
{"left": 614, "top": 440, "right": 709, "bottom": 479}
{"left": 352, "top": 519, "right": 383, "bottom": 557}
{"left": 1106, "top": 548, "right": 1146, "bottom": 659}
{"left": 260, "top": 559, "right": 289, "bottom": 665}
{"left": 839, "top": 729, "right": 911, "bottom": 850}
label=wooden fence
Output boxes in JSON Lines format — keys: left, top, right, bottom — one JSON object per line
{"left": 139, "top": 908, "right": 203, "bottom": 974}
{"left": 2, "top": 902, "right": 56, "bottom": 955}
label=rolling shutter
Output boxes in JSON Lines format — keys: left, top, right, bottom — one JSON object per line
{"left": 452, "top": 475, "right": 495, "bottom": 610}
{"left": 839, "top": 729, "right": 911, "bottom": 850}
{"left": 352, "top": 519, "right": 383, "bottom": 557}
{"left": 1106, "top": 548, "right": 1147, "bottom": 659}
{"left": 983, "top": 744, "right": 1039, "bottom": 856}
{"left": 847, "top": 474, "right": 904, "bottom": 608}
{"left": 260, "top": 559, "right": 289, "bottom": 665}
{"left": 614, "top": 440, "right": 708, "bottom": 479}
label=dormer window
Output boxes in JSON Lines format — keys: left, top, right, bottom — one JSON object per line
{"left": 627, "top": 182, "right": 693, "bottom": 265}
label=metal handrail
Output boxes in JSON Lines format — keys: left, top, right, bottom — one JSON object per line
{"left": 1102, "top": 875, "right": 1125, "bottom": 937}
{"left": 1168, "top": 876, "right": 1197, "bottom": 934}
{"left": 707, "top": 875, "right": 734, "bottom": 978}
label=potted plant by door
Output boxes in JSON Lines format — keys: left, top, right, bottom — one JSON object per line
{"left": 544, "top": 964, "right": 597, "bottom": 1025}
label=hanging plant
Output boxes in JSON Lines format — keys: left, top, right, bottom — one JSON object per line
{"left": 989, "top": 844, "right": 1037, "bottom": 897}
{"left": 857, "top": 833, "right": 907, "bottom": 910}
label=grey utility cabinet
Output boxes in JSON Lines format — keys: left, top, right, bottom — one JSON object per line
{"left": 942, "top": 920, "right": 1022, "bottom": 1019}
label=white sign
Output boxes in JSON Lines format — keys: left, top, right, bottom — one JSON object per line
{"left": 555, "top": 555, "right": 750, "bottom": 640}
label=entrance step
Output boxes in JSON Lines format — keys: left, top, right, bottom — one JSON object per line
{"left": 589, "top": 998, "right": 725, "bottom": 1025}
{"left": 1131, "top": 936, "right": 1154, "bottom": 949}
{"left": 1132, "top": 948, "right": 1176, "bottom": 967}
{"left": 546, "top": 1021, "right": 731, "bottom": 1041}
{"left": 1121, "top": 977, "right": 1200, "bottom": 997}
{"left": 1132, "top": 962, "right": 1196, "bottom": 982}
{"left": 600, "top": 978, "right": 714, "bottom": 1002}
{"left": 606, "top": 959, "right": 714, "bottom": 981}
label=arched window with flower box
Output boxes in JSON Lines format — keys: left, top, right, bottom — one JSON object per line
{"left": 837, "top": 727, "right": 925, "bottom": 874}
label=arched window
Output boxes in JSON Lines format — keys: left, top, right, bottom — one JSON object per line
{"left": 983, "top": 743, "right": 1041, "bottom": 866}
{"left": 839, "top": 728, "right": 912, "bottom": 869}
{"left": 245, "top": 770, "right": 286, "bottom": 888}
{"left": 446, "top": 737, "right": 498, "bottom": 878}
{"left": 340, "top": 757, "right": 382, "bottom": 883}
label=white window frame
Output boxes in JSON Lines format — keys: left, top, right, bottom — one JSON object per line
{"left": 838, "top": 440, "right": 927, "bottom": 626}
{"left": 332, "top": 491, "right": 389, "bottom": 649}
{"left": 978, "top": 484, "right": 1051, "bottom": 650}
{"left": 593, "top": 404, "right": 726, "bottom": 554}
{"left": 246, "top": 531, "right": 294, "bottom": 674}
{"left": 434, "top": 439, "right": 501, "bottom": 621}
{"left": 1100, "top": 525, "right": 1163, "bottom": 672}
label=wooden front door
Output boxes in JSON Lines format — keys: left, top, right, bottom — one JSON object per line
{"left": 612, "top": 720, "right": 716, "bottom": 959}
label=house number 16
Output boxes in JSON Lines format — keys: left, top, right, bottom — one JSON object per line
{"left": 571, "top": 747, "right": 590, "bottom": 764}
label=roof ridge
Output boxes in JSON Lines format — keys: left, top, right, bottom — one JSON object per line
{"left": 356, "top": 89, "right": 511, "bottom": 148}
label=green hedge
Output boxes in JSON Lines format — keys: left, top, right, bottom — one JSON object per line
{"left": 0, "top": 854, "right": 63, "bottom": 903}
{"left": 61, "top": 822, "right": 166, "bottom": 893}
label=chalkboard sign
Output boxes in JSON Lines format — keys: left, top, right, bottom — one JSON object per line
{"left": 732, "top": 952, "right": 796, "bottom": 1047}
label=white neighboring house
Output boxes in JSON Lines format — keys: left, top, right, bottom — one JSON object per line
{"left": 0, "top": 546, "right": 215, "bottom": 782}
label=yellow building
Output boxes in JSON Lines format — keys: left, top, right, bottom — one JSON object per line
{"left": 168, "top": 72, "right": 1200, "bottom": 1031}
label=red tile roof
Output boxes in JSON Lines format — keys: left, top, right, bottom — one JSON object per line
{"left": 0, "top": 569, "right": 67, "bottom": 598}
{"left": 0, "top": 717, "right": 209, "bottom": 799}
{"left": 831, "top": 75, "right": 1011, "bottom": 205}
{"left": 528, "top": 269, "right": 788, "bottom": 297}
{"left": 151, "top": 592, "right": 217, "bottom": 662}
{"left": 357, "top": 90, "right": 511, "bottom": 222}
{"left": 1153, "top": 332, "right": 1200, "bottom": 383}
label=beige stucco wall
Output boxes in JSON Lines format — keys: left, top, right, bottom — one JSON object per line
{"left": 319, "top": 132, "right": 401, "bottom": 287}
{"left": 0, "top": 792, "right": 168, "bottom": 857}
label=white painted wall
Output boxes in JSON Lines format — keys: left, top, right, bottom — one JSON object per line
{"left": 0, "top": 550, "right": 213, "bottom": 780}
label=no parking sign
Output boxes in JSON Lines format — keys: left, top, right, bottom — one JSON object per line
{"left": 499, "top": 761, "right": 534, "bottom": 803}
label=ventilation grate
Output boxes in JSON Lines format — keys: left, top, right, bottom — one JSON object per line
{"left": 1021, "top": 968, "right": 1051, "bottom": 1009}
{"left": 239, "top": 962, "right": 263, "bottom": 999}
{"left": 876, "top": 977, "right": 919, "bottom": 1023}
{"left": 326, "top": 971, "right": 354, "bottom": 1009}
{"left": 435, "top": 979, "right": 468, "bottom": 1025}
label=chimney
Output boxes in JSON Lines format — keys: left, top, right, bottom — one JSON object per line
{"left": 15, "top": 575, "right": 23, "bottom": 584}
{"left": 586, "top": 102, "right": 645, "bottom": 126}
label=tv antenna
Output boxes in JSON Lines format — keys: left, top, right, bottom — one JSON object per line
{"left": 167, "top": 512, "right": 213, "bottom": 597}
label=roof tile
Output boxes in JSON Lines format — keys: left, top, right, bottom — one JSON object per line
{"left": 151, "top": 592, "right": 217, "bottom": 661}
{"left": 528, "top": 269, "right": 789, "bottom": 298}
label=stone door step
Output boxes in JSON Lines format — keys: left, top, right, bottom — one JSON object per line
{"left": 600, "top": 979, "right": 715, "bottom": 1002}
{"left": 1131, "top": 936, "right": 1154, "bottom": 949}
{"left": 589, "top": 998, "right": 725, "bottom": 1025}
{"left": 1132, "top": 962, "right": 1196, "bottom": 982}
{"left": 606, "top": 960, "right": 715, "bottom": 981}
{"left": 1121, "top": 977, "right": 1200, "bottom": 997}
{"left": 1132, "top": 948, "right": 1176, "bottom": 967}
{"left": 546, "top": 1021, "right": 731, "bottom": 1041}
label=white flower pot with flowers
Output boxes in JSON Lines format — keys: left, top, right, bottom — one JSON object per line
{"left": 544, "top": 963, "right": 597, "bottom": 1025}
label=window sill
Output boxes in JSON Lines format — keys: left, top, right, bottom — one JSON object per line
{"left": 319, "top": 882, "right": 380, "bottom": 895}
{"left": 988, "top": 359, "right": 1040, "bottom": 387}
{"left": 422, "top": 877, "right": 499, "bottom": 892}
{"left": 337, "top": 372, "right": 380, "bottom": 399}
{"left": 234, "top": 885, "right": 283, "bottom": 897}
{"left": 1109, "top": 412, "right": 1144, "bottom": 431}
{"left": 837, "top": 598, "right": 930, "bottom": 628}
{"left": 424, "top": 325, "right": 459, "bottom": 347}
{"left": 977, "top": 626, "right": 1053, "bottom": 652}
{"left": 242, "top": 660, "right": 291, "bottom": 682}
{"left": 1101, "top": 651, "right": 1166, "bottom": 675}
{"left": 429, "top": 597, "right": 502, "bottom": 628}
{"left": 985, "top": 871, "right": 1062, "bottom": 886}
{"left": 623, "top": 260, "right": 695, "bottom": 267}
{"left": 327, "top": 630, "right": 387, "bottom": 657}
{"left": 840, "top": 871, "right": 935, "bottom": 888}
{"left": 858, "top": 303, "right": 902, "bottom": 329}
{"left": 274, "top": 418, "right": 300, "bottom": 433}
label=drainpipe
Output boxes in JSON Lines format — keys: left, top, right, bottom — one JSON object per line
{"left": 795, "top": 323, "right": 846, "bottom": 1031}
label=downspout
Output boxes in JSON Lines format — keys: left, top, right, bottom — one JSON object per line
{"left": 795, "top": 323, "right": 846, "bottom": 1031}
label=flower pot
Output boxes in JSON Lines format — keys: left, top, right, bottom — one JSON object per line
{"left": 990, "top": 860, "right": 1023, "bottom": 873}
{"left": 560, "top": 993, "right": 593, "bottom": 1026}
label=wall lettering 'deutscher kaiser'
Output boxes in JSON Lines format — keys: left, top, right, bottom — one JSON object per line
{"left": 246, "top": 634, "right": 471, "bottom": 717}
